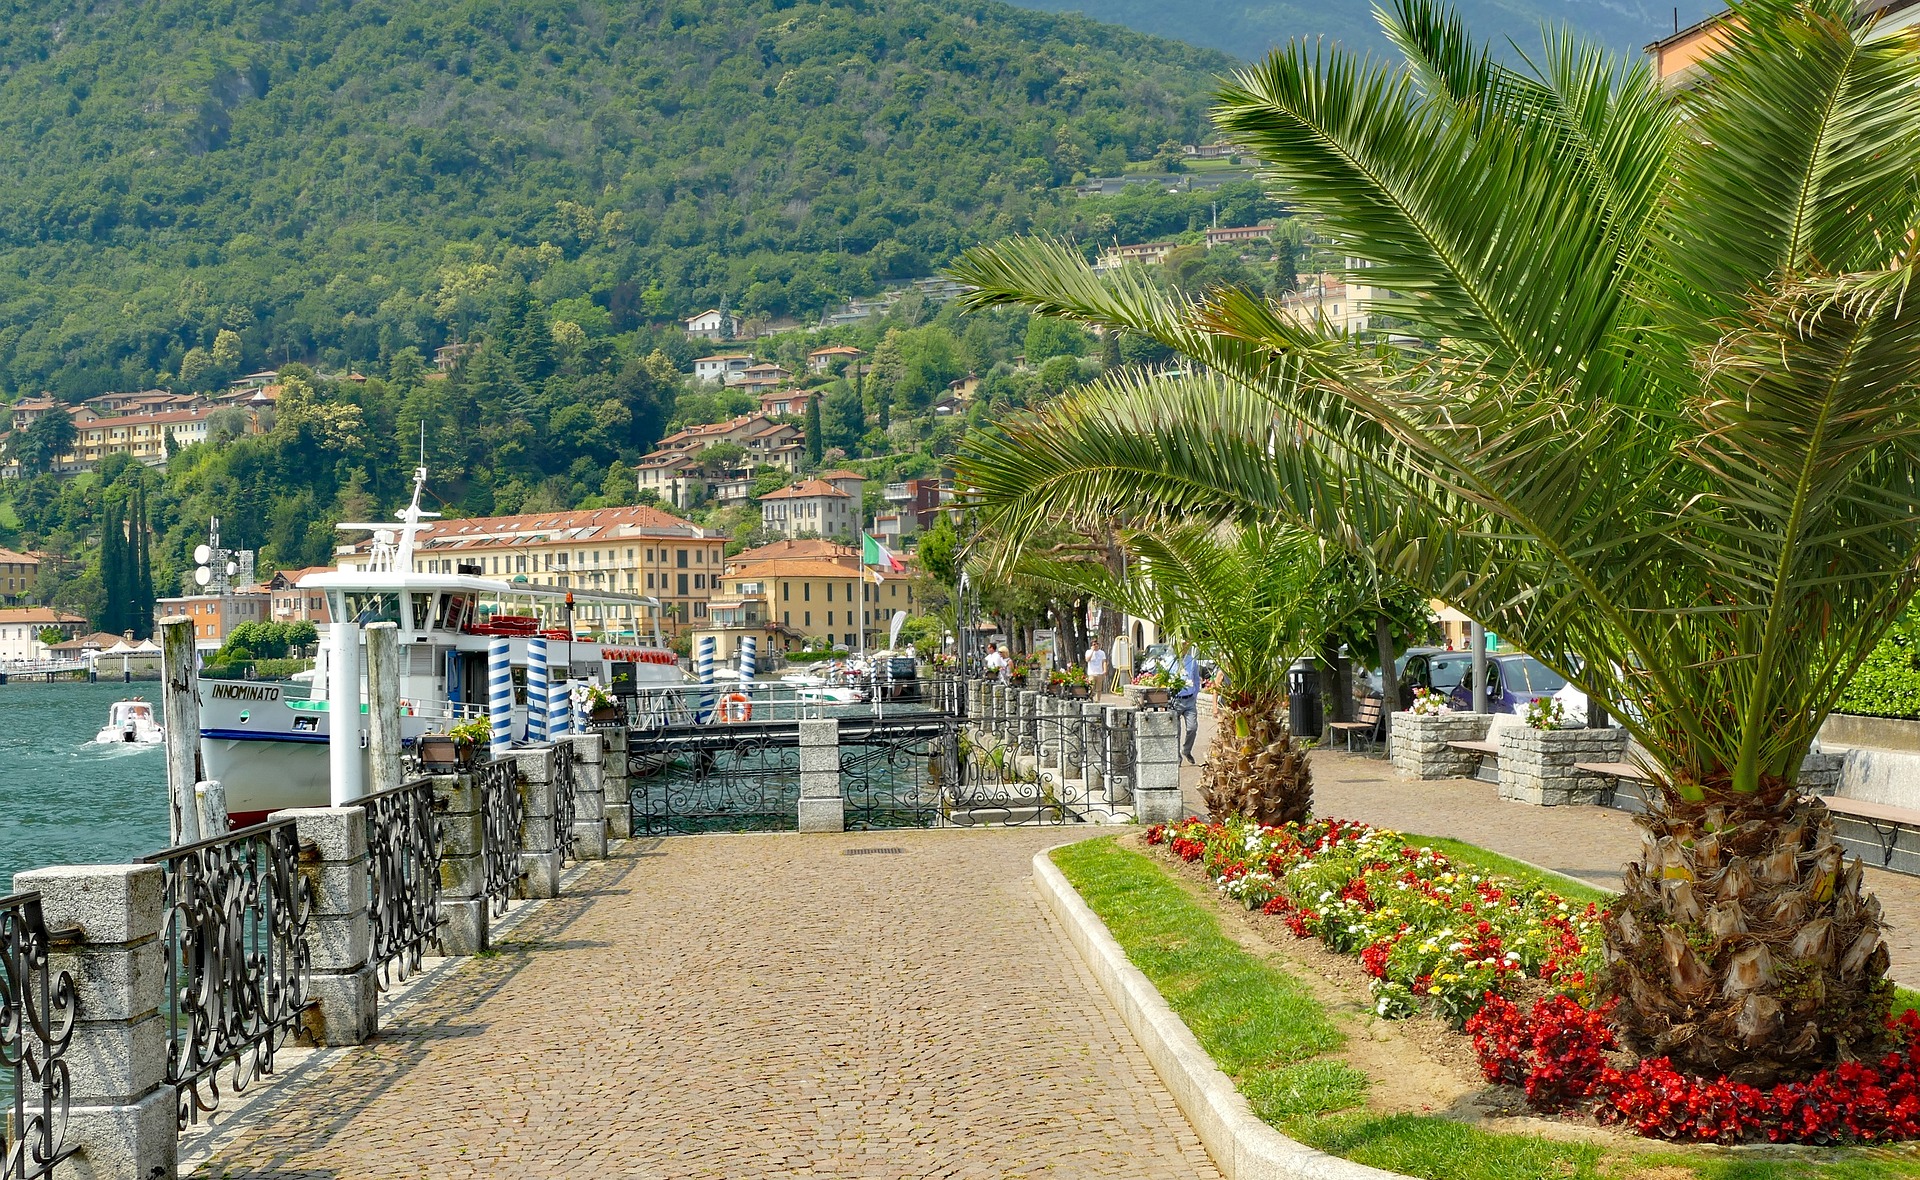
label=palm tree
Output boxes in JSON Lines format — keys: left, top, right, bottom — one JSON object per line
{"left": 949, "top": 0, "right": 1920, "bottom": 1083}
{"left": 1025, "top": 523, "right": 1320, "bottom": 824}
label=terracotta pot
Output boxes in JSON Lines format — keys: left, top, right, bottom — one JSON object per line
{"left": 590, "top": 705, "right": 623, "bottom": 724}
{"left": 1140, "top": 687, "right": 1171, "bottom": 706}
{"left": 418, "top": 734, "right": 470, "bottom": 773}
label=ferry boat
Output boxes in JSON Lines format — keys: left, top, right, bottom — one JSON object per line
{"left": 95, "top": 698, "right": 164, "bottom": 745}
{"left": 197, "top": 467, "right": 686, "bottom": 826}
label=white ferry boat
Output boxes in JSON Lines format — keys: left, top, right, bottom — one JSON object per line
{"left": 197, "top": 467, "right": 685, "bottom": 826}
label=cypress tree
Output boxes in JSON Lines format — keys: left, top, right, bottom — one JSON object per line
{"left": 133, "top": 486, "right": 155, "bottom": 637}
{"left": 805, "top": 392, "right": 824, "bottom": 466}
{"left": 99, "top": 496, "right": 126, "bottom": 634}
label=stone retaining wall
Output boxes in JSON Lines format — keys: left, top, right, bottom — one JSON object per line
{"left": 1497, "top": 726, "right": 1629, "bottom": 806}
{"left": 1389, "top": 711, "right": 1493, "bottom": 779}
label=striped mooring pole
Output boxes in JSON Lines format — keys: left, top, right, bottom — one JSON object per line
{"left": 549, "top": 668, "right": 572, "bottom": 739}
{"left": 696, "top": 635, "right": 716, "bottom": 724}
{"left": 488, "top": 637, "right": 513, "bottom": 758}
{"left": 525, "top": 636, "right": 549, "bottom": 744}
{"left": 739, "top": 636, "right": 757, "bottom": 686}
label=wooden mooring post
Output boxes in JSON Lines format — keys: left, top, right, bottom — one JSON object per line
{"left": 160, "top": 615, "right": 203, "bottom": 845}
{"left": 366, "top": 621, "right": 404, "bottom": 795}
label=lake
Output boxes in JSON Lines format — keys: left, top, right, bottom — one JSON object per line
{"left": 0, "top": 680, "right": 171, "bottom": 892}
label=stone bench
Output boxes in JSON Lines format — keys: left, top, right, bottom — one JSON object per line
{"left": 1446, "top": 738, "right": 1502, "bottom": 784}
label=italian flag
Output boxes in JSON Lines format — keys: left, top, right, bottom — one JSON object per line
{"left": 863, "top": 534, "right": 905, "bottom": 572}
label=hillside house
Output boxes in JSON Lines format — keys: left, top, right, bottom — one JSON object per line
{"left": 806, "top": 345, "right": 865, "bottom": 374}
{"left": 735, "top": 363, "right": 794, "bottom": 391}
{"left": 0, "top": 606, "right": 89, "bottom": 663}
{"left": 758, "top": 389, "right": 819, "bottom": 418}
{"left": 684, "top": 309, "right": 741, "bottom": 341}
{"left": 0, "top": 547, "right": 39, "bottom": 604}
{"left": 1204, "top": 224, "right": 1276, "bottom": 249}
{"left": 760, "top": 479, "right": 857, "bottom": 540}
{"left": 1094, "top": 242, "right": 1178, "bottom": 272}
{"left": 692, "top": 354, "right": 756, "bottom": 385}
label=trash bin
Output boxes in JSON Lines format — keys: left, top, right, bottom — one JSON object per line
{"left": 1287, "top": 658, "right": 1322, "bottom": 738}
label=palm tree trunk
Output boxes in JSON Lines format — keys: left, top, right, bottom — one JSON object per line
{"left": 1604, "top": 779, "right": 1892, "bottom": 1085}
{"left": 1199, "top": 699, "right": 1312, "bottom": 827}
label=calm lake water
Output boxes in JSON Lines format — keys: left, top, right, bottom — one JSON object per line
{"left": 0, "top": 680, "right": 171, "bottom": 893}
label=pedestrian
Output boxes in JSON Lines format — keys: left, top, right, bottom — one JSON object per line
{"left": 985, "top": 642, "right": 1009, "bottom": 684}
{"left": 1170, "top": 645, "right": 1201, "bottom": 765}
{"left": 1085, "top": 638, "right": 1109, "bottom": 693}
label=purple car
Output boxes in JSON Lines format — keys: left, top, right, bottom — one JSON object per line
{"left": 1447, "top": 653, "right": 1569, "bottom": 714}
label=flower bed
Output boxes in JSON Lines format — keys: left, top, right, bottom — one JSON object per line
{"left": 1146, "top": 816, "right": 1920, "bottom": 1146}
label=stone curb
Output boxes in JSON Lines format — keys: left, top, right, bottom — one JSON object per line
{"left": 1033, "top": 848, "right": 1407, "bottom": 1180}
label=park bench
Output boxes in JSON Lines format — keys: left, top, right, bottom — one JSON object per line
{"left": 1330, "top": 696, "right": 1384, "bottom": 754}
{"left": 1446, "top": 735, "right": 1503, "bottom": 783}
{"left": 1820, "top": 795, "right": 1920, "bottom": 870}
{"left": 1573, "top": 760, "right": 1655, "bottom": 813}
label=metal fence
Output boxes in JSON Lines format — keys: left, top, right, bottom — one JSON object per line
{"left": 946, "top": 691, "right": 1129, "bottom": 827}
{"left": 840, "top": 717, "right": 957, "bottom": 831}
{"left": 142, "top": 819, "right": 313, "bottom": 1128}
{"left": 628, "top": 729, "right": 803, "bottom": 836}
{"left": 1, "top": 892, "right": 76, "bottom": 1180}
{"left": 552, "top": 742, "right": 579, "bottom": 866}
{"left": 477, "top": 757, "right": 525, "bottom": 917}
{"left": 362, "top": 778, "right": 444, "bottom": 989}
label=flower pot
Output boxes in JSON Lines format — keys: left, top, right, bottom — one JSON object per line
{"left": 1140, "top": 687, "right": 1170, "bottom": 707}
{"left": 590, "top": 704, "right": 623, "bottom": 725}
{"left": 417, "top": 734, "right": 471, "bottom": 773}
{"left": 1064, "top": 684, "right": 1092, "bottom": 700}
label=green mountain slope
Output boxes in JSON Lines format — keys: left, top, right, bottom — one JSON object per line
{"left": 1002, "top": 0, "right": 1725, "bottom": 59}
{"left": 0, "top": 0, "right": 1227, "bottom": 398}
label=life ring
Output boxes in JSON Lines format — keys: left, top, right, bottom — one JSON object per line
{"left": 720, "top": 693, "right": 753, "bottom": 723}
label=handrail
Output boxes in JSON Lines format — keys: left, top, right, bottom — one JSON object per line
{"left": 0, "top": 891, "right": 77, "bottom": 1180}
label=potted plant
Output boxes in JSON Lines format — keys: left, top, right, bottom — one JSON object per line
{"left": 1049, "top": 665, "right": 1092, "bottom": 699}
{"left": 583, "top": 683, "right": 622, "bottom": 724}
{"left": 420, "top": 717, "right": 491, "bottom": 771}
{"left": 1136, "top": 666, "right": 1184, "bottom": 707}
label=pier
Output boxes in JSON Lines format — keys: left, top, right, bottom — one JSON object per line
{"left": 0, "top": 658, "right": 90, "bottom": 684}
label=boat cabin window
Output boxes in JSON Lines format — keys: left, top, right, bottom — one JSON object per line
{"left": 409, "top": 593, "right": 433, "bottom": 632}
{"left": 438, "top": 593, "right": 470, "bottom": 632}
{"left": 344, "top": 591, "right": 401, "bottom": 625}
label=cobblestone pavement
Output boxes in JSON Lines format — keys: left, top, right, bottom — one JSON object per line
{"left": 191, "top": 829, "right": 1220, "bottom": 1179}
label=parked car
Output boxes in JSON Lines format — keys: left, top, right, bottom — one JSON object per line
{"left": 1446, "top": 653, "right": 1569, "bottom": 714}
{"left": 1395, "top": 647, "right": 1477, "bottom": 710}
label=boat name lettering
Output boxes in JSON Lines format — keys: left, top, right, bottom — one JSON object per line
{"left": 212, "top": 684, "right": 281, "bottom": 702}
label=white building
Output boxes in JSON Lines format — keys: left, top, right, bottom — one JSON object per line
{"left": 0, "top": 606, "right": 89, "bottom": 663}
{"left": 684, "top": 309, "right": 740, "bottom": 341}
{"left": 759, "top": 479, "right": 858, "bottom": 540}
{"left": 692, "top": 354, "right": 756, "bottom": 385}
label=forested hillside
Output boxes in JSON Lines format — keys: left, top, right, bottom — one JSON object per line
{"left": 1005, "top": 0, "right": 1724, "bottom": 59}
{"left": 0, "top": 0, "right": 1226, "bottom": 398}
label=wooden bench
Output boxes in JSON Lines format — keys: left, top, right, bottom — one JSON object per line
{"left": 1572, "top": 760, "right": 1654, "bottom": 811}
{"left": 1330, "top": 696, "right": 1384, "bottom": 754}
{"left": 1822, "top": 796, "right": 1920, "bottom": 869}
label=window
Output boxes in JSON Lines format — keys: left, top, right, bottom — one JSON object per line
{"left": 677, "top": 574, "right": 688, "bottom": 596}
{"left": 803, "top": 584, "right": 811, "bottom": 602}
{"left": 646, "top": 573, "right": 654, "bottom": 589}
{"left": 805, "top": 611, "right": 811, "bottom": 626}
{"left": 694, "top": 574, "right": 705, "bottom": 589}
{"left": 677, "top": 549, "right": 688, "bottom": 568}
{"left": 695, "top": 550, "right": 702, "bottom": 564}
{"left": 782, "top": 582, "right": 790, "bottom": 601}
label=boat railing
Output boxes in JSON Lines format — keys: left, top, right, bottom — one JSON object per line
{"left": 400, "top": 698, "right": 490, "bottom": 724}
{"left": 610, "top": 670, "right": 945, "bottom": 731}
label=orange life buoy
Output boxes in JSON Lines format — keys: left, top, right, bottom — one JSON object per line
{"left": 720, "top": 692, "right": 753, "bottom": 723}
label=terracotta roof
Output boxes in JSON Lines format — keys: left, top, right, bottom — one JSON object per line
{"left": 815, "top": 469, "right": 865, "bottom": 482}
{"left": 49, "top": 631, "right": 125, "bottom": 651}
{"left": 730, "top": 539, "right": 860, "bottom": 566}
{"left": 0, "top": 547, "right": 40, "bottom": 565}
{"left": 693, "top": 353, "right": 754, "bottom": 363}
{"left": 349, "top": 504, "right": 722, "bottom": 554}
{"left": 267, "top": 566, "right": 331, "bottom": 586}
{"left": 808, "top": 345, "right": 865, "bottom": 357}
{"left": 78, "top": 408, "right": 226, "bottom": 429}
{"left": 758, "top": 479, "right": 853, "bottom": 501}
{"left": 727, "top": 558, "right": 897, "bottom": 579}
{"left": 0, "top": 607, "right": 86, "bottom": 624}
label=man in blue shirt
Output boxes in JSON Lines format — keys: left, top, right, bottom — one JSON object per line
{"left": 1171, "top": 646, "right": 1201, "bottom": 765}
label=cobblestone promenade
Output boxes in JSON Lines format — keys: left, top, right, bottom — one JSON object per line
{"left": 191, "top": 828, "right": 1219, "bottom": 1179}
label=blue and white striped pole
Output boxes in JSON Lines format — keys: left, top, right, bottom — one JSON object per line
{"left": 739, "top": 636, "right": 757, "bottom": 684}
{"left": 525, "top": 636, "right": 549, "bottom": 744}
{"left": 488, "top": 637, "right": 513, "bottom": 758}
{"left": 696, "top": 635, "right": 716, "bottom": 724}
{"left": 549, "top": 668, "right": 572, "bottom": 739}
{"left": 571, "top": 682, "right": 589, "bottom": 735}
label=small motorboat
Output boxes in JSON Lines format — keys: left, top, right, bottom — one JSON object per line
{"left": 96, "top": 699, "right": 164, "bottom": 745}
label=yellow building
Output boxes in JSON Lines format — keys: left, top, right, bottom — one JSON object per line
{"left": 0, "top": 546, "right": 40, "bottom": 604}
{"left": 334, "top": 504, "right": 729, "bottom": 639}
{"left": 696, "top": 540, "right": 919, "bottom": 656}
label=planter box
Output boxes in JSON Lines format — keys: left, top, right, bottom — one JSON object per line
{"left": 1138, "top": 687, "right": 1171, "bottom": 707}
{"left": 417, "top": 735, "right": 475, "bottom": 774}
{"left": 1388, "top": 710, "right": 1493, "bottom": 779}
{"left": 1497, "top": 725, "right": 1630, "bottom": 806}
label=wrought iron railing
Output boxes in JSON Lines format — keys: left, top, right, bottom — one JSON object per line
{"left": 362, "top": 778, "right": 444, "bottom": 990}
{"left": 841, "top": 718, "right": 955, "bottom": 830}
{"left": 1, "top": 892, "right": 76, "bottom": 1180}
{"left": 627, "top": 729, "right": 802, "bottom": 836}
{"left": 945, "top": 695, "right": 1128, "bottom": 827}
{"left": 142, "top": 819, "right": 312, "bottom": 1128}
{"left": 551, "top": 741, "right": 579, "bottom": 866}
{"left": 477, "top": 757, "right": 524, "bottom": 917}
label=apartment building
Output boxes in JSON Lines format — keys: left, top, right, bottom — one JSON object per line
{"left": 699, "top": 541, "right": 919, "bottom": 654}
{"left": 335, "top": 504, "right": 729, "bottom": 638}
{"left": 153, "top": 591, "right": 269, "bottom": 651}
{"left": 759, "top": 479, "right": 857, "bottom": 540}
{"left": 264, "top": 567, "right": 334, "bottom": 624}
{"left": 0, "top": 606, "right": 88, "bottom": 662}
{"left": 0, "top": 547, "right": 40, "bottom": 604}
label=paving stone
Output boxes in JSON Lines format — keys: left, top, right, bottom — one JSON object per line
{"left": 189, "top": 829, "right": 1220, "bottom": 1179}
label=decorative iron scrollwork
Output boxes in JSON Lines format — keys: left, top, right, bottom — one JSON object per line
{"left": 143, "top": 820, "right": 312, "bottom": 1129}
{"left": 363, "top": 778, "right": 444, "bottom": 990}
{"left": 551, "top": 742, "right": 578, "bottom": 866}
{"left": 478, "top": 757, "right": 524, "bottom": 917}
{"left": 1, "top": 892, "right": 76, "bottom": 1180}
{"left": 627, "top": 730, "right": 801, "bottom": 836}
{"left": 841, "top": 720, "right": 954, "bottom": 831}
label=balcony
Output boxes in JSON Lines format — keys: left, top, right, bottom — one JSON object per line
{"left": 883, "top": 482, "right": 910, "bottom": 502}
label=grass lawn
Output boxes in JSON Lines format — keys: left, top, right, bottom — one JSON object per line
{"left": 1052, "top": 836, "right": 1920, "bottom": 1180}
{"left": 0, "top": 496, "right": 17, "bottom": 530}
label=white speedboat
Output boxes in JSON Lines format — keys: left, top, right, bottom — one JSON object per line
{"left": 196, "top": 466, "right": 684, "bottom": 826}
{"left": 95, "top": 699, "right": 163, "bottom": 745}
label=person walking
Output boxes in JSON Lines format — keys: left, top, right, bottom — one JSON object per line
{"left": 985, "top": 642, "right": 1010, "bottom": 684}
{"left": 1170, "top": 645, "right": 1201, "bottom": 765}
{"left": 1085, "top": 638, "right": 1109, "bottom": 695}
